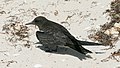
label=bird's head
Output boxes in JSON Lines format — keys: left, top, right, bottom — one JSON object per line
{"left": 25, "top": 16, "right": 47, "bottom": 26}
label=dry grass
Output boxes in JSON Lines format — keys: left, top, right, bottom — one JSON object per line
{"left": 88, "top": 0, "right": 120, "bottom": 48}
{"left": 101, "top": 49, "right": 120, "bottom": 62}
{"left": 2, "top": 16, "right": 31, "bottom": 48}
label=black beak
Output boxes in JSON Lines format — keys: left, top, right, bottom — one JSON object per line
{"left": 25, "top": 22, "right": 35, "bottom": 25}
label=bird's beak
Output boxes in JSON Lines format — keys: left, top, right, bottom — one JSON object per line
{"left": 25, "top": 22, "right": 35, "bottom": 25}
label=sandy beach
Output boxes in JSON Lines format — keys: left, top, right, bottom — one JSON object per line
{"left": 0, "top": 0, "right": 120, "bottom": 68}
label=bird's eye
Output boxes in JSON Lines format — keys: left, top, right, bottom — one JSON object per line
{"left": 34, "top": 20, "right": 39, "bottom": 22}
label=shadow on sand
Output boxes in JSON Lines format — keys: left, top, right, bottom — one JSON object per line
{"left": 36, "top": 43, "right": 92, "bottom": 60}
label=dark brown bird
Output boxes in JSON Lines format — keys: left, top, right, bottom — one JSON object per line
{"left": 26, "top": 16, "right": 102, "bottom": 54}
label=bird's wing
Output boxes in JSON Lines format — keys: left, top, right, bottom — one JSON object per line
{"left": 50, "top": 22, "right": 92, "bottom": 54}
{"left": 36, "top": 31, "right": 84, "bottom": 53}
{"left": 36, "top": 31, "right": 61, "bottom": 45}
{"left": 36, "top": 30, "right": 74, "bottom": 46}
{"left": 36, "top": 31, "right": 64, "bottom": 52}
{"left": 40, "top": 24, "right": 91, "bottom": 54}
{"left": 40, "top": 24, "right": 74, "bottom": 45}
{"left": 39, "top": 22, "right": 92, "bottom": 54}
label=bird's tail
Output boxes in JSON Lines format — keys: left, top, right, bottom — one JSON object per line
{"left": 67, "top": 42, "right": 92, "bottom": 54}
{"left": 77, "top": 40, "right": 102, "bottom": 45}
{"left": 78, "top": 45, "right": 92, "bottom": 54}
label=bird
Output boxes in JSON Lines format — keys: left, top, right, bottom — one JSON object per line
{"left": 26, "top": 16, "right": 102, "bottom": 54}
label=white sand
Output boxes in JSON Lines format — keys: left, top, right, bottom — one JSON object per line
{"left": 0, "top": 0, "right": 120, "bottom": 68}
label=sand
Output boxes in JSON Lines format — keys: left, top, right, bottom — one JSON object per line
{"left": 0, "top": 0, "right": 120, "bottom": 68}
